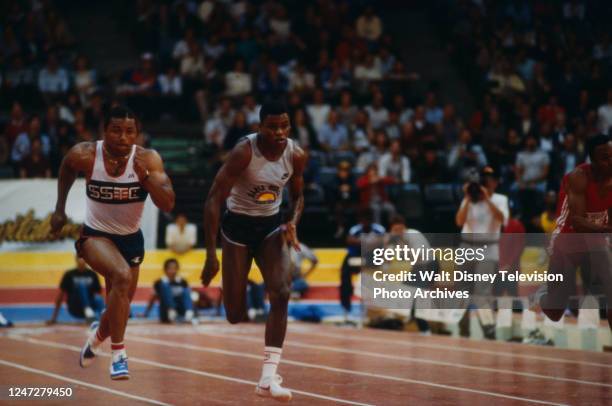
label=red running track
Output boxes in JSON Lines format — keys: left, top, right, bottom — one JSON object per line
{"left": 0, "top": 322, "right": 610, "bottom": 405}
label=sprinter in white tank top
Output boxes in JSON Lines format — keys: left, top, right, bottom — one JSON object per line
{"left": 50, "top": 105, "right": 175, "bottom": 381}
{"left": 202, "top": 101, "right": 306, "bottom": 401}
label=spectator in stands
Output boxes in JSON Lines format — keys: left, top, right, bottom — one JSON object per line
{"left": 336, "top": 91, "right": 358, "bottom": 127}
{"left": 354, "top": 53, "right": 383, "bottom": 85}
{"left": 356, "top": 6, "right": 382, "bottom": 42}
{"left": 223, "top": 111, "right": 250, "bottom": 151}
{"left": 3, "top": 102, "right": 28, "bottom": 148}
{"left": 414, "top": 143, "right": 449, "bottom": 185}
{"left": 157, "top": 64, "right": 184, "bottom": 119}
{"left": 550, "top": 133, "right": 583, "bottom": 189}
{"left": 291, "top": 108, "right": 318, "bottom": 150}
{"left": 330, "top": 160, "right": 357, "bottom": 239}
{"left": 340, "top": 208, "right": 385, "bottom": 322}
{"left": 306, "top": 88, "right": 331, "bottom": 133}
{"left": 357, "top": 163, "right": 396, "bottom": 225}
{"left": 165, "top": 213, "right": 198, "bottom": 255}
{"left": 225, "top": 59, "right": 252, "bottom": 97}
{"left": 73, "top": 55, "right": 96, "bottom": 104}
{"left": 19, "top": 138, "right": 51, "bottom": 178}
{"left": 440, "top": 103, "right": 460, "bottom": 147}
{"left": 350, "top": 109, "right": 373, "bottom": 154}
{"left": 289, "top": 243, "right": 318, "bottom": 299}
{"left": 515, "top": 134, "right": 550, "bottom": 193}
{"left": 47, "top": 256, "right": 104, "bottom": 325}
{"left": 180, "top": 41, "right": 206, "bottom": 80}
{"left": 142, "top": 259, "right": 196, "bottom": 324}
{"left": 242, "top": 94, "right": 261, "bottom": 127}
{"left": 448, "top": 129, "right": 487, "bottom": 181}
{"left": 537, "top": 95, "right": 565, "bottom": 127}
{"left": 515, "top": 102, "right": 535, "bottom": 138}
{"left": 11, "top": 116, "right": 51, "bottom": 167}
{"left": 318, "top": 110, "right": 350, "bottom": 154}
{"left": 172, "top": 28, "right": 196, "bottom": 60}
{"left": 512, "top": 135, "right": 550, "bottom": 225}
{"left": 288, "top": 60, "right": 315, "bottom": 94}
{"left": 482, "top": 107, "right": 506, "bottom": 166}
{"left": 598, "top": 89, "right": 612, "bottom": 135}
{"left": 322, "top": 59, "right": 352, "bottom": 98}
{"left": 455, "top": 166, "right": 509, "bottom": 339}
{"left": 257, "top": 62, "right": 288, "bottom": 99}
{"left": 38, "top": 54, "right": 70, "bottom": 101}
{"left": 424, "top": 92, "right": 443, "bottom": 125}
{"left": 378, "top": 139, "right": 411, "bottom": 184}
{"left": 364, "top": 92, "right": 389, "bottom": 130}
{"left": 357, "top": 128, "right": 388, "bottom": 171}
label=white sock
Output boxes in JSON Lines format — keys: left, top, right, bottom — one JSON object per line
{"left": 111, "top": 342, "right": 127, "bottom": 363}
{"left": 259, "top": 346, "right": 282, "bottom": 386}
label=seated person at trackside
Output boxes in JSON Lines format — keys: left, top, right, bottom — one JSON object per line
{"left": 48, "top": 256, "right": 104, "bottom": 324}
{"left": 142, "top": 258, "right": 196, "bottom": 323}
{"left": 289, "top": 242, "right": 319, "bottom": 299}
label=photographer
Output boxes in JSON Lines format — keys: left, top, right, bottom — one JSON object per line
{"left": 455, "top": 166, "right": 509, "bottom": 339}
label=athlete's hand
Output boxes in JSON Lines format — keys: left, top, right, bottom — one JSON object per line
{"left": 50, "top": 210, "right": 67, "bottom": 238}
{"left": 201, "top": 256, "right": 220, "bottom": 287}
{"left": 282, "top": 223, "right": 301, "bottom": 252}
{"left": 133, "top": 150, "right": 150, "bottom": 183}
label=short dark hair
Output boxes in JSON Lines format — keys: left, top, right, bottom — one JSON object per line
{"left": 586, "top": 134, "right": 611, "bottom": 160}
{"left": 259, "top": 101, "right": 288, "bottom": 122}
{"left": 163, "top": 258, "right": 179, "bottom": 271}
{"left": 104, "top": 104, "right": 137, "bottom": 129}
{"left": 389, "top": 214, "right": 405, "bottom": 226}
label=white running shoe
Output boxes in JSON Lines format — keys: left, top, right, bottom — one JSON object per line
{"left": 255, "top": 375, "right": 292, "bottom": 402}
{"left": 79, "top": 321, "right": 99, "bottom": 368}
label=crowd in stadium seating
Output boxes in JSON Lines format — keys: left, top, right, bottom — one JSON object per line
{"left": 1, "top": 0, "right": 612, "bottom": 235}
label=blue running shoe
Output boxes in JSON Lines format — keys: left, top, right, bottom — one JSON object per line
{"left": 79, "top": 321, "right": 100, "bottom": 368}
{"left": 110, "top": 355, "right": 130, "bottom": 380}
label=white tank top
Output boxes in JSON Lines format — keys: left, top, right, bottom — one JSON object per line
{"left": 85, "top": 141, "right": 147, "bottom": 234}
{"left": 226, "top": 133, "right": 294, "bottom": 217}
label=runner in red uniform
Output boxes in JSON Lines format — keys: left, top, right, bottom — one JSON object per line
{"left": 540, "top": 134, "right": 612, "bottom": 329}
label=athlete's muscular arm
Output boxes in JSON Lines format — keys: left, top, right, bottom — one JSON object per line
{"left": 50, "top": 142, "right": 95, "bottom": 236}
{"left": 201, "top": 141, "right": 251, "bottom": 286}
{"left": 134, "top": 148, "right": 175, "bottom": 212}
{"left": 567, "top": 169, "right": 612, "bottom": 233}
{"left": 285, "top": 146, "right": 307, "bottom": 251}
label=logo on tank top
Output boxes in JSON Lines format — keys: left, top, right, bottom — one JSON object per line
{"left": 586, "top": 211, "right": 608, "bottom": 225}
{"left": 87, "top": 180, "right": 148, "bottom": 204}
{"left": 247, "top": 184, "right": 280, "bottom": 205}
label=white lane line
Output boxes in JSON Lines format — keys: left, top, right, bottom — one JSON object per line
{"left": 126, "top": 334, "right": 567, "bottom": 406}
{"left": 190, "top": 330, "right": 612, "bottom": 389}
{"left": 0, "top": 359, "right": 170, "bottom": 405}
{"left": 8, "top": 335, "right": 371, "bottom": 406}
{"left": 287, "top": 326, "right": 612, "bottom": 369}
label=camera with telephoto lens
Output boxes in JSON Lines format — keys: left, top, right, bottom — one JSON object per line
{"left": 465, "top": 168, "right": 482, "bottom": 203}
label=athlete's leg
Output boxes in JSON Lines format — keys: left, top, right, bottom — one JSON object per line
{"left": 96, "top": 266, "right": 140, "bottom": 342}
{"left": 254, "top": 230, "right": 291, "bottom": 347}
{"left": 253, "top": 229, "right": 292, "bottom": 401}
{"left": 79, "top": 238, "right": 134, "bottom": 344}
{"left": 221, "top": 234, "right": 252, "bottom": 324}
